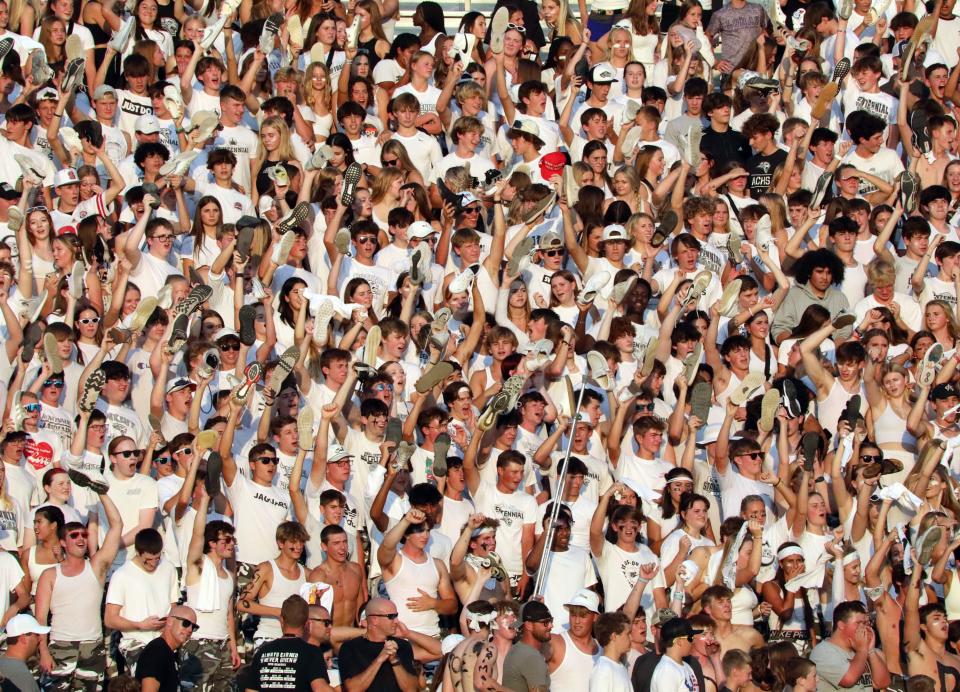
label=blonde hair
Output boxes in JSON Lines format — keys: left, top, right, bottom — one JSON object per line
{"left": 369, "top": 168, "right": 406, "bottom": 205}
{"left": 302, "top": 62, "right": 333, "bottom": 113}
{"left": 257, "top": 116, "right": 297, "bottom": 166}
{"left": 605, "top": 26, "right": 636, "bottom": 62}
{"left": 357, "top": 0, "right": 390, "bottom": 44}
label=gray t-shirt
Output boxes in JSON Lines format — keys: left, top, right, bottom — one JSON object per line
{"left": 809, "top": 640, "right": 872, "bottom": 691}
{"left": 502, "top": 642, "right": 550, "bottom": 692}
{"left": 0, "top": 657, "right": 40, "bottom": 692}
{"left": 705, "top": 3, "right": 768, "bottom": 66}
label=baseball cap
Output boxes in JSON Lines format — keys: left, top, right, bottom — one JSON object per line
{"left": 601, "top": 224, "right": 629, "bottom": 242}
{"left": 36, "top": 87, "right": 58, "bottom": 101}
{"left": 165, "top": 378, "right": 197, "bottom": 395}
{"left": 258, "top": 195, "right": 275, "bottom": 215}
{"left": 214, "top": 328, "right": 240, "bottom": 342}
{"left": 508, "top": 118, "right": 545, "bottom": 147}
{"left": 135, "top": 114, "right": 161, "bottom": 134}
{"left": 660, "top": 617, "right": 703, "bottom": 645}
{"left": 521, "top": 600, "right": 553, "bottom": 623}
{"left": 4, "top": 613, "right": 51, "bottom": 636}
{"left": 538, "top": 231, "right": 563, "bottom": 250}
{"left": 329, "top": 444, "right": 353, "bottom": 462}
{"left": 92, "top": 84, "right": 117, "bottom": 100}
{"left": 458, "top": 192, "right": 480, "bottom": 208}
{"left": 0, "top": 182, "right": 19, "bottom": 200}
{"left": 652, "top": 608, "right": 678, "bottom": 626}
{"left": 563, "top": 588, "right": 600, "bottom": 614}
{"left": 54, "top": 168, "right": 79, "bottom": 188}
{"left": 589, "top": 62, "right": 618, "bottom": 84}
{"left": 932, "top": 382, "right": 959, "bottom": 400}
{"left": 408, "top": 220, "right": 437, "bottom": 239}
{"left": 539, "top": 151, "right": 566, "bottom": 181}
{"left": 236, "top": 215, "right": 259, "bottom": 230}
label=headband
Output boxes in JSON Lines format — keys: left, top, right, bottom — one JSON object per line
{"left": 842, "top": 552, "right": 860, "bottom": 566}
{"left": 465, "top": 609, "right": 496, "bottom": 631}
{"left": 667, "top": 471, "right": 694, "bottom": 484}
{"left": 470, "top": 526, "right": 496, "bottom": 538}
{"left": 777, "top": 546, "right": 804, "bottom": 560}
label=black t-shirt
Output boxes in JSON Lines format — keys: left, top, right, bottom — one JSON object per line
{"left": 337, "top": 636, "right": 416, "bottom": 692}
{"left": 247, "top": 636, "right": 329, "bottom": 691}
{"left": 134, "top": 637, "right": 179, "bottom": 692}
{"left": 747, "top": 148, "right": 788, "bottom": 198}
{"left": 700, "top": 127, "right": 751, "bottom": 165}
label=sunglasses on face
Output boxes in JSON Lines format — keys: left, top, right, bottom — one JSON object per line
{"left": 154, "top": 456, "right": 172, "bottom": 465}
{"left": 68, "top": 530, "right": 88, "bottom": 539}
{"left": 217, "top": 535, "right": 235, "bottom": 544}
{"left": 44, "top": 379, "right": 65, "bottom": 387}
{"left": 176, "top": 617, "right": 199, "bottom": 631}
{"left": 310, "top": 617, "right": 333, "bottom": 625}
{"left": 78, "top": 317, "right": 101, "bottom": 325}
{"left": 462, "top": 206, "right": 481, "bottom": 214}
{"left": 174, "top": 447, "right": 193, "bottom": 456}
{"left": 740, "top": 451, "right": 763, "bottom": 459}
{"left": 23, "top": 403, "right": 41, "bottom": 413}
{"left": 382, "top": 158, "right": 399, "bottom": 166}
{"left": 373, "top": 383, "right": 393, "bottom": 392}
{"left": 370, "top": 612, "right": 399, "bottom": 620}
{"left": 356, "top": 236, "right": 377, "bottom": 245}
{"left": 113, "top": 449, "right": 143, "bottom": 459}
{"left": 256, "top": 456, "right": 279, "bottom": 465}
{"left": 219, "top": 342, "right": 241, "bottom": 351}
{"left": 860, "top": 454, "right": 881, "bottom": 462}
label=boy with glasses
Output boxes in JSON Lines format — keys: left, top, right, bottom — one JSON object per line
{"left": 122, "top": 201, "right": 179, "bottom": 299}
{"left": 650, "top": 618, "right": 704, "bottom": 692}
{"left": 218, "top": 393, "right": 293, "bottom": 602}
{"left": 34, "top": 484, "right": 122, "bottom": 691}
{"left": 97, "top": 436, "right": 158, "bottom": 573}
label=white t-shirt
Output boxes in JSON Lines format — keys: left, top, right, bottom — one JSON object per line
{"left": 101, "top": 470, "right": 159, "bottom": 569}
{"left": 214, "top": 125, "right": 259, "bottom": 195}
{"left": 430, "top": 151, "right": 496, "bottom": 185}
{"left": 589, "top": 656, "right": 633, "bottom": 692}
{"left": 106, "top": 558, "right": 179, "bottom": 648}
{"left": 472, "top": 481, "right": 537, "bottom": 577}
{"left": 390, "top": 131, "right": 443, "bottom": 182}
{"left": 650, "top": 655, "right": 699, "bottom": 692}
{"left": 224, "top": 472, "right": 290, "bottom": 566}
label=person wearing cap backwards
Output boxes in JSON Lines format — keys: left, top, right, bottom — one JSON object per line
{"left": 150, "top": 348, "right": 198, "bottom": 440}
{"left": 116, "top": 113, "right": 164, "bottom": 186}
{"left": 501, "top": 600, "right": 553, "bottom": 692}
{"left": 562, "top": 219, "right": 629, "bottom": 304}
{"left": 74, "top": 85, "right": 131, "bottom": 163}
{"left": 574, "top": 63, "right": 625, "bottom": 144}
{"left": 910, "top": 381, "right": 960, "bottom": 447}
{"left": 545, "top": 587, "right": 601, "bottom": 688}
{"left": 650, "top": 617, "right": 704, "bottom": 692}
{"left": 0, "top": 612, "right": 49, "bottom": 691}
{"left": 505, "top": 117, "right": 547, "bottom": 174}
{"left": 492, "top": 72, "right": 561, "bottom": 155}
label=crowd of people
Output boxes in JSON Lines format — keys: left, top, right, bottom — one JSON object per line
{"left": 0, "top": 0, "right": 958, "bottom": 688}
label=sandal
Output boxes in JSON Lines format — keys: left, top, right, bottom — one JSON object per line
{"left": 415, "top": 361, "right": 455, "bottom": 394}
{"left": 78, "top": 369, "right": 105, "bottom": 414}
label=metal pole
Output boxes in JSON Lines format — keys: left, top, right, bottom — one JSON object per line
{"left": 533, "top": 383, "right": 588, "bottom": 598}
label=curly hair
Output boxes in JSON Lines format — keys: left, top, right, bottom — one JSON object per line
{"left": 793, "top": 248, "right": 845, "bottom": 286}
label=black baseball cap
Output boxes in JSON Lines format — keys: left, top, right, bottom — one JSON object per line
{"left": 521, "top": 601, "right": 553, "bottom": 623}
{"left": 660, "top": 618, "right": 703, "bottom": 645}
{"left": 0, "top": 183, "right": 19, "bottom": 200}
{"left": 931, "top": 382, "right": 959, "bottom": 400}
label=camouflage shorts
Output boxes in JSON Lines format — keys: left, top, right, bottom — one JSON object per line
{"left": 118, "top": 639, "right": 147, "bottom": 673}
{"left": 236, "top": 561, "right": 258, "bottom": 594}
{"left": 46, "top": 638, "right": 105, "bottom": 692}
{"left": 181, "top": 638, "right": 234, "bottom": 692}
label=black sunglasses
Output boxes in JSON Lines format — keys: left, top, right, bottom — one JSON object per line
{"left": 219, "top": 342, "right": 241, "bottom": 351}
{"left": 860, "top": 454, "right": 881, "bottom": 462}
{"left": 310, "top": 617, "right": 333, "bottom": 625}
{"left": 176, "top": 617, "right": 198, "bottom": 631}
{"left": 112, "top": 449, "right": 143, "bottom": 459}
{"left": 370, "top": 612, "right": 399, "bottom": 620}
{"left": 256, "top": 456, "right": 279, "bottom": 465}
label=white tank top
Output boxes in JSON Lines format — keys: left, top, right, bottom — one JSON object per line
{"left": 50, "top": 562, "right": 103, "bottom": 642}
{"left": 384, "top": 551, "right": 440, "bottom": 637}
{"left": 550, "top": 630, "right": 600, "bottom": 689}
{"left": 254, "top": 560, "right": 305, "bottom": 641}
{"left": 185, "top": 556, "right": 234, "bottom": 641}
{"left": 816, "top": 379, "right": 864, "bottom": 437}
{"left": 27, "top": 546, "right": 56, "bottom": 596}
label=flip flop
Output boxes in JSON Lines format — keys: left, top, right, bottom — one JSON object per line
{"left": 205, "top": 452, "right": 222, "bottom": 497}
{"left": 612, "top": 275, "right": 638, "bottom": 305}
{"left": 683, "top": 343, "right": 703, "bottom": 385}
{"left": 562, "top": 165, "right": 579, "bottom": 205}
{"left": 20, "top": 322, "right": 41, "bottom": 364}
{"left": 831, "top": 312, "right": 856, "bottom": 331}
{"left": 364, "top": 326, "right": 381, "bottom": 367}
{"left": 415, "top": 361, "right": 455, "bottom": 393}
{"left": 689, "top": 382, "right": 712, "bottom": 423}
{"left": 758, "top": 388, "right": 780, "bottom": 432}
{"left": 800, "top": 431, "right": 820, "bottom": 472}
{"left": 196, "top": 430, "right": 218, "bottom": 454}
{"left": 716, "top": 278, "right": 742, "bottom": 318}
{"left": 918, "top": 343, "right": 943, "bottom": 387}
{"left": 433, "top": 433, "right": 450, "bottom": 477}
{"left": 729, "top": 372, "right": 765, "bottom": 406}
{"left": 298, "top": 408, "right": 315, "bottom": 451}
{"left": 917, "top": 525, "right": 943, "bottom": 567}
{"left": 43, "top": 332, "right": 62, "bottom": 374}
{"left": 507, "top": 237, "right": 535, "bottom": 276}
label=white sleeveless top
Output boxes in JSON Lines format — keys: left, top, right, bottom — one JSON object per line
{"left": 550, "top": 630, "right": 600, "bottom": 688}
{"left": 27, "top": 546, "right": 57, "bottom": 596}
{"left": 50, "top": 561, "right": 103, "bottom": 642}
{"left": 254, "top": 560, "right": 306, "bottom": 641}
{"left": 384, "top": 551, "right": 441, "bottom": 637}
{"left": 186, "top": 556, "right": 235, "bottom": 641}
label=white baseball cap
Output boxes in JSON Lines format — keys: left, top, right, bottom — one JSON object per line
{"left": 563, "top": 588, "right": 600, "bottom": 614}
{"left": 5, "top": 613, "right": 51, "bottom": 636}
{"left": 135, "top": 114, "right": 161, "bottom": 134}
{"left": 54, "top": 168, "right": 79, "bottom": 188}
